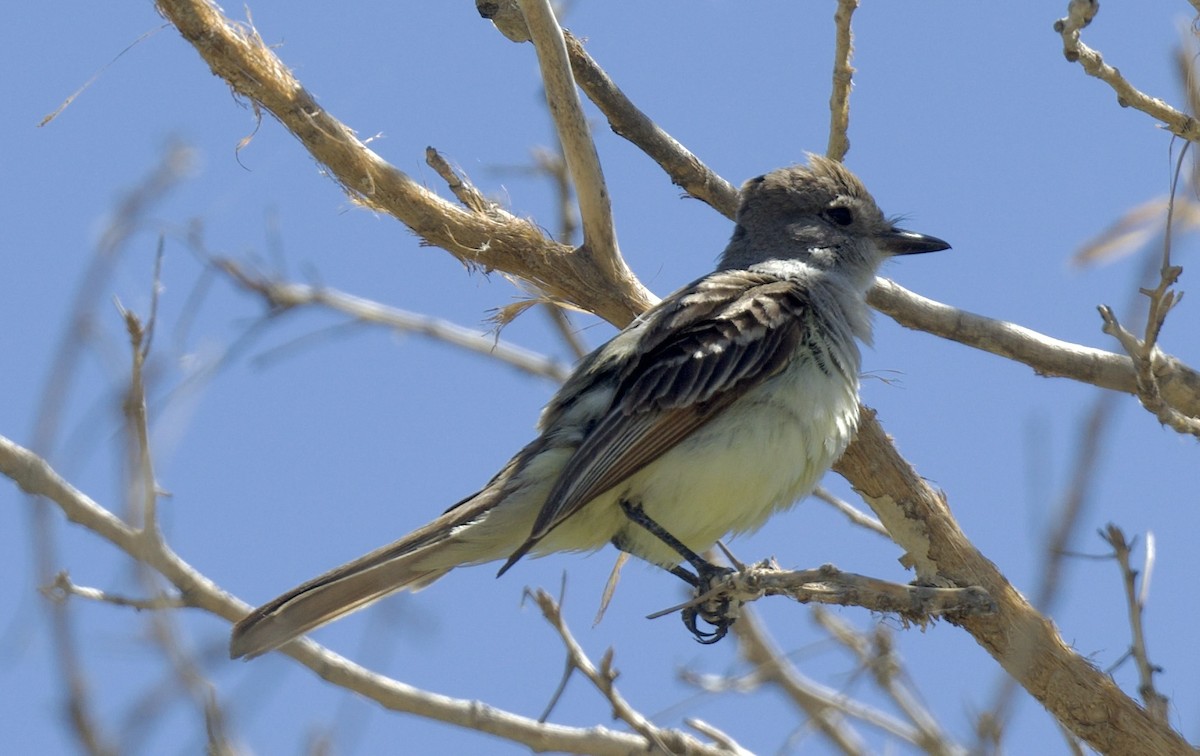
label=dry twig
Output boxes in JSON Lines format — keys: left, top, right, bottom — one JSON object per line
{"left": 215, "top": 259, "right": 572, "bottom": 382}
{"left": 1101, "top": 525, "right": 1170, "bottom": 725}
{"left": 826, "top": 0, "right": 858, "bottom": 162}
{"left": 1055, "top": 1, "right": 1200, "bottom": 142}
{"left": 529, "top": 588, "right": 750, "bottom": 755}
{"left": 815, "top": 610, "right": 961, "bottom": 756}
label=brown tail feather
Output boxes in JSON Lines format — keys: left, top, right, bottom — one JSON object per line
{"left": 230, "top": 549, "right": 452, "bottom": 659}
{"left": 230, "top": 484, "right": 508, "bottom": 659}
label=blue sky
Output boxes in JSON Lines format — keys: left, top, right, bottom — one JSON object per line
{"left": 3, "top": 2, "right": 1198, "bottom": 753}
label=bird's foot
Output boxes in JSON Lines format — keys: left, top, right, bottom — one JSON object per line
{"left": 680, "top": 563, "right": 741, "bottom": 644}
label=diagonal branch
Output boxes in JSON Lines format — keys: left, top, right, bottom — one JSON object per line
{"left": 215, "top": 258, "right": 572, "bottom": 382}
{"left": 1101, "top": 525, "right": 1169, "bottom": 725}
{"left": 562, "top": 31, "right": 739, "bottom": 216}
{"left": 530, "top": 588, "right": 749, "bottom": 755}
{"left": 154, "top": 0, "right": 653, "bottom": 328}
{"left": 0, "top": 433, "right": 735, "bottom": 756}
{"left": 516, "top": 0, "right": 640, "bottom": 300}
{"left": 832, "top": 410, "right": 1194, "bottom": 755}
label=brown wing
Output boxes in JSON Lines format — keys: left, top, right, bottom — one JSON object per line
{"left": 499, "top": 269, "right": 815, "bottom": 572}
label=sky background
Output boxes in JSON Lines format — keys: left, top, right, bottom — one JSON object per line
{"left": 3, "top": 2, "right": 1198, "bottom": 754}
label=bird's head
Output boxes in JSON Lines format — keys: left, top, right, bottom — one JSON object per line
{"left": 719, "top": 155, "right": 949, "bottom": 288}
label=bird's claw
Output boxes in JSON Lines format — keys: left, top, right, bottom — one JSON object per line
{"left": 680, "top": 564, "right": 740, "bottom": 644}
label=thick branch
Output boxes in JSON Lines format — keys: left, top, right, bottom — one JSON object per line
{"left": 833, "top": 410, "right": 1194, "bottom": 755}
{"left": 155, "top": 0, "right": 652, "bottom": 328}
{"left": 655, "top": 561, "right": 995, "bottom": 624}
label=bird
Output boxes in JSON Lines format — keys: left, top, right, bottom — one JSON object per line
{"left": 230, "top": 155, "right": 949, "bottom": 659}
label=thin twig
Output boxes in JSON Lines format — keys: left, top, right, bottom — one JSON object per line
{"left": 116, "top": 303, "right": 161, "bottom": 537}
{"left": 1055, "top": 1, "right": 1200, "bottom": 142}
{"left": 811, "top": 486, "right": 888, "bottom": 537}
{"left": 1101, "top": 525, "right": 1170, "bottom": 724}
{"left": 24, "top": 142, "right": 191, "bottom": 756}
{"left": 1094, "top": 143, "right": 1200, "bottom": 435}
{"left": 815, "top": 610, "right": 962, "bottom": 756}
{"left": 424, "top": 147, "right": 499, "bottom": 217}
{"left": 215, "top": 258, "right": 572, "bottom": 382}
{"left": 528, "top": 588, "right": 751, "bottom": 755}
{"left": 827, "top": 0, "right": 858, "bottom": 162}
{"left": 121, "top": 269, "right": 236, "bottom": 754}
{"left": 42, "top": 572, "right": 185, "bottom": 611}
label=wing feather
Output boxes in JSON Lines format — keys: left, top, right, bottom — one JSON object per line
{"left": 517, "top": 270, "right": 817, "bottom": 552}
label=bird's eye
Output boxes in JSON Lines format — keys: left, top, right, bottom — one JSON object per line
{"left": 825, "top": 207, "right": 854, "bottom": 226}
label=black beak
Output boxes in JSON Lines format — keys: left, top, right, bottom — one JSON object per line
{"left": 880, "top": 227, "right": 951, "bottom": 256}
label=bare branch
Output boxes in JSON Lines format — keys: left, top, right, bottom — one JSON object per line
{"left": 647, "top": 561, "right": 995, "bottom": 625}
{"left": 827, "top": 0, "right": 858, "bottom": 162}
{"left": 215, "top": 259, "right": 572, "bottom": 382}
{"left": 116, "top": 303, "right": 162, "bottom": 537}
{"left": 1098, "top": 305, "right": 1200, "bottom": 435}
{"left": 155, "top": 0, "right": 654, "bottom": 327}
{"left": 516, "top": 0, "right": 645, "bottom": 303}
{"left": 1094, "top": 143, "right": 1200, "bottom": 435}
{"left": 529, "top": 588, "right": 750, "bottom": 755}
{"left": 561, "top": 32, "right": 739, "bottom": 217}
{"left": 833, "top": 410, "right": 1196, "bottom": 755}
{"left": 1101, "top": 525, "right": 1170, "bottom": 724}
{"left": 424, "top": 147, "right": 499, "bottom": 217}
{"left": 1055, "top": 1, "right": 1200, "bottom": 142}
{"left": 815, "top": 610, "right": 963, "bottom": 756}
{"left": 732, "top": 610, "right": 892, "bottom": 754}
{"left": 870, "top": 279, "right": 1200, "bottom": 419}
{"left": 26, "top": 142, "right": 191, "bottom": 756}
{"left": 42, "top": 572, "right": 185, "bottom": 611}
{"left": 812, "top": 486, "right": 888, "bottom": 538}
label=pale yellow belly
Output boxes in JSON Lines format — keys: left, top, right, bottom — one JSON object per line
{"left": 540, "top": 359, "right": 860, "bottom": 566}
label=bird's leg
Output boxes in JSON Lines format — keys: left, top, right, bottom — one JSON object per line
{"left": 617, "top": 500, "right": 740, "bottom": 644}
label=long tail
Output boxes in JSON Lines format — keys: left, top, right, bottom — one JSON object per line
{"left": 230, "top": 485, "right": 505, "bottom": 660}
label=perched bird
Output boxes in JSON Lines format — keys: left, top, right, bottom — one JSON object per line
{"left": 230, "top": 156, "right": 949, "bottom": 659}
